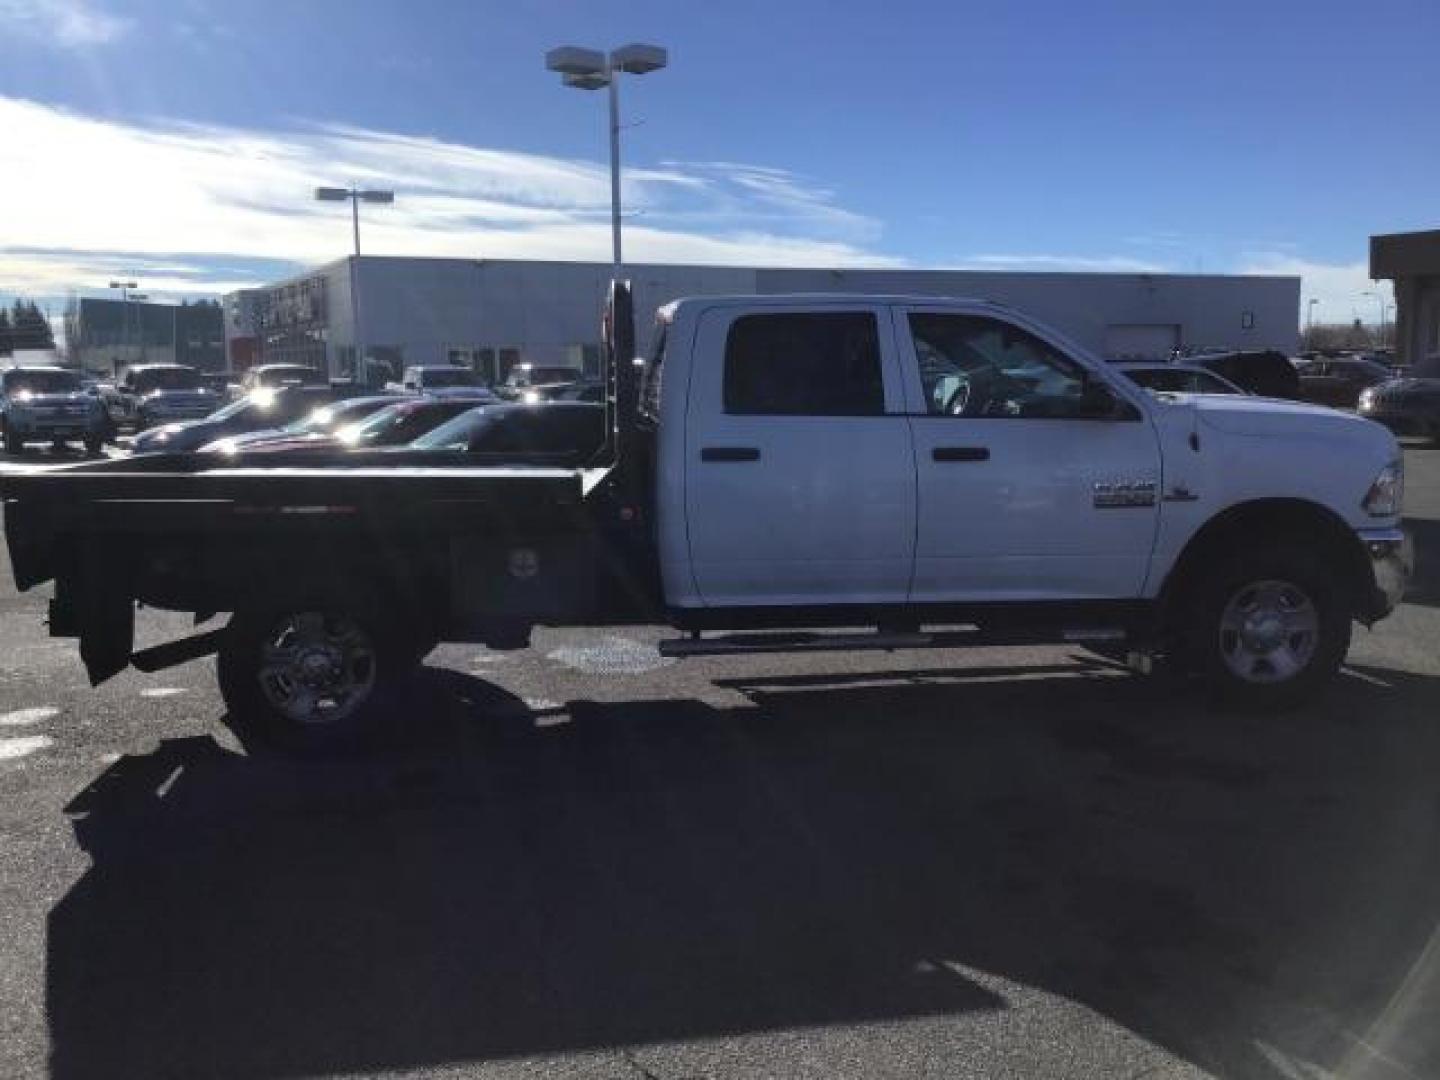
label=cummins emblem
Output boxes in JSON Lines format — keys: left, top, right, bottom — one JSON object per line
{"left": 507, "top": 548, "right": 540, "bottom": 579}
{"left": 1093, "top": 480, "right": 1157, "bottom": 509}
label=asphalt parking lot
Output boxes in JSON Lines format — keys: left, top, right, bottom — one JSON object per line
{"left": 2, "top": 443, "right": 1439, "bottom": 1079}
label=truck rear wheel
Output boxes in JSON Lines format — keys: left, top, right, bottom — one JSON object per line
{"left": 1181, "top": 543, "right": 1351, "bottom": 707}
{"left": 218, "top": 605, "right": 406, "bottom": 753}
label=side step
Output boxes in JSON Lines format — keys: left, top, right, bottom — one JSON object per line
{"left": 130, "top": 628, "right": 227, "bottom": 674}
{"left": 658, "top": 626, "right": 1126, "bottom": 659}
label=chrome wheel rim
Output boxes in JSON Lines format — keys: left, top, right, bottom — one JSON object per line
{"left": 1218, "top": 579, "right": 1319, "bottom": 685}
{"left": 257, "top": 612, "right": 376, "bottom": 725}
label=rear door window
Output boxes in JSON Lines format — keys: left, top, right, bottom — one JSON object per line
{"left": 722, "top": 312, "right": 883, "bottom": 416}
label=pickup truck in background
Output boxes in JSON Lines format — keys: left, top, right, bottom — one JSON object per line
{"left": 0, "top": 285, "right": 1413, "bottom": 752}
{"left": 387, "top": 365, "right": 494, "bottom": 398}
{"left": 110, "top": 363, "right": 222, "bottom": 431}
{"left": 1, "top": 365, "right": 110, "bottom": 454}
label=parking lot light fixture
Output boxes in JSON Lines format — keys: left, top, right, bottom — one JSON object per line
{"left": 314, "top": 185, "right": 395, "bottom": 382}
{"left": 107, "top": 280, "right": 139, "bottom": 371}
{"left": 545, "top": 42, "right": 668, "bottom": 275}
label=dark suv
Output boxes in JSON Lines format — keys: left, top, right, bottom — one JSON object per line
{"left": 1191, "top": 351, "right": 1301, "bottom": 399}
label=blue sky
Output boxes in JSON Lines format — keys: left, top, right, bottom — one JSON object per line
{"left": 2, "top": 0, "right": 1435, "bottom": 327}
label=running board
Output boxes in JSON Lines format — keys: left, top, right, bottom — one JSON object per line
{"left": 657, "top": 626, "right": 1127, "bottom": 659}
{"left": 130, "top": 628, "right": 227, "bottom": 674}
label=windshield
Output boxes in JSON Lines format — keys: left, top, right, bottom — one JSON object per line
{"left": 3, "top": 369, "right": 81, "bottom": 395}
{"left": 208, "top": 394, "right": 262, "bottom": 421}
{"left": 132, "top": 368, "right": 200, "bottom": 392}
{"left": 338, "top": 400, "right": 473, "bottom": 445}
{"left": 409, "top": 407, "right": 488, "bottom": 449}
{"left": 281, "top": 397, "right": 393, "bottom": 435}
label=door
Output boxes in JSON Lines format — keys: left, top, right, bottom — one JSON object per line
{"left": 898, "top": 307, "right": 1162, "bottom": 601}
{"left": 684, "top": 306, "right": 916, "bottom": 606}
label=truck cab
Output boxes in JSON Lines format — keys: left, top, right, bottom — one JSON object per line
{"left": 646, "top": 296, "right": 1406, "bottom": 619}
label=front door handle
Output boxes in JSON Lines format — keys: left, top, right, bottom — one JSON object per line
{"left": 701, "top": 446, "right": 760, "bottom": 463}
{"left": 932, "top": 446, "right": 990, "bottom": 462}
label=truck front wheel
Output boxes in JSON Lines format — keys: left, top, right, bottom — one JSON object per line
{"left": 218, "top": 606, "right": 406, "bottom": 753}
{"left": 1181, "top": 544, "right": 1351, "bottom": 707}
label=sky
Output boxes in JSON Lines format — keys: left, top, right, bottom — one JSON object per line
{"left": 2, "top": 0, "right": 1435, "bottom": 334}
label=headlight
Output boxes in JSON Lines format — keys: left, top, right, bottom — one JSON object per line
{"left": 1358, "top": 388, "right": 1376, "bottom": 409}
{"left": 1363, "top": 459, "right": 1404, "bottom": 517}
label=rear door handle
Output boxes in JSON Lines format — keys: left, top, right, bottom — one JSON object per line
{"left": 932, "top": 446, "right": 989, "bottom": 462}
{"left": 701, "top": 446, "right": 760, "bottom": 463}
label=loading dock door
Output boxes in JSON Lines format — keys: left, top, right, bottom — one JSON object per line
{"left": 1105, "top": 323, "right": 1180, "bottom": 361}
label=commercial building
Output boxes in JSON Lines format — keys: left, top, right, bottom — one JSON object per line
{"left": 231, "top": 257, "right": 1300, "bottom": 383}
{"left": 1371, "top": 229, "right": 1440, "bottom": 374}
{"left": 64, "top": 297, "right": 225, "bottom": 375}
{"left": 223, "top": 288, "right": 264, "bottom": 372}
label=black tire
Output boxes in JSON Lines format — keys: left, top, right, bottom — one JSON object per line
{"left": 3, "top": 430, "right": 22, "bottom": 456}
{"left": 218, "top": 603, "right": 410, "bottom": 754}
{"left": 1179, "top": 542, "right": 1351, "bottom": 708}
{"left": 83, "top": 434, "right": 104, "bottom": 455}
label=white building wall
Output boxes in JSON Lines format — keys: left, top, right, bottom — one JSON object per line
{"left": 305, "top": 257, "right": 1298, "bottom": 379}
{"left": 755, "top": 268, "right": 1299, "bottom": 357}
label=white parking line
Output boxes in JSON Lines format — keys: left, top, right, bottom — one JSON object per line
{"left": 140, "top": 687, "right": 187, "bottom": 698}
{"left": 0, "top": 706, "right": 60, "bottom": 726}
{"left": 0, "top": 735, "right": 54, "bottom": 761}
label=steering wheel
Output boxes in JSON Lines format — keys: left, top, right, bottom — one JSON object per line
{"left": 942, "top": 379, "right": 971, "bottom": 416}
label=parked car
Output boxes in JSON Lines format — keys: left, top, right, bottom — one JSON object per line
{"left": 130, "top": 386, "right": 337, "bottom": 454}
{"left": 1115, "top": 364, "right": 1245, "bottom": 395}
{"left": 495, "top": 363, "right": 581, "bottom": 400}
{"left": 1296, "top": 357, "right": 1393, "bottom": 409}
{"left": 198, "top": 373, "right": 235, "bottom": 396}
{"left": 387, "top": 365, "right": 486, "bottom": 394}
{"left": 408, "top": 401, "right": 606, "bottom": 462}
{"left": 0, "top": 366, "right": 109, "bottom": 454}
{"left": 1190, "top": 350, "right": 1302, "bottom": 399}
{"left": 112, "top": 363, "right": 222, "bottom": 430}
{"left": 199, "top": 394, "right": 401, "bottom": 453}
{"left": 237, "top": 364, "right": 327, "bottom": 395}
{"left": 230, "top": 397, "right": 484, "bottom": 455}
{"left": 522, "top": 377, "right": 606, "bottom": 404}
{"left": 1358, "top": 378, "right": 1440, "bottom": 441}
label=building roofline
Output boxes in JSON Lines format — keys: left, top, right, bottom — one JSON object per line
{"left": 260, "top": 253, "right": 1298, "bottom": 287}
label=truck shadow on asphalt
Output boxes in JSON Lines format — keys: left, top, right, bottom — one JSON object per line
{"left": 48, "top": 662, "right": 1440, "bottom": 1079}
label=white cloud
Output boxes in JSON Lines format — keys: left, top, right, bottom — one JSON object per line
{"left": 0, "top": 0, "right": 130, "bottom": 47}
{"left": 1238, "top": 252, "right": 1392, "bottom": 325}
{"left": 0, "top": 96, "right": 897, "bottom": 301}
{"left": 947, "top": 253, "right": 1169, "bottom": 273}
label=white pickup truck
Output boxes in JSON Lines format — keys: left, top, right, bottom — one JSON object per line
{"left": 0, "top": 286, "right": 1412, "bottom": 751}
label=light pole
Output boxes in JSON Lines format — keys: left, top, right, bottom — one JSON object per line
{"left": 316, "top": 185, "right": 395, "bottom": 384}
{"left": 108, "top": 280, "right": 137, "bottom": 374}
{"left": 1305, "top": 298, "right": 1319, "bottom": 338}
{"left": 1362, "top": 290, "right": 1386, "bottom": 348}
{"left": 545, "top": 42, "right": 668, "bottom": 276}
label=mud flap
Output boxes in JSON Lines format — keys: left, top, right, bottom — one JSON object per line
{"left": 74, "top": 539, "right": 134, "bottom": 686}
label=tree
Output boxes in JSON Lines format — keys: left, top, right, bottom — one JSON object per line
{"left": 0, "top": 308, "right": 11, "bottom": 356}
{"left": 8, "top": 299, "right": 55, "bottom": 351}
